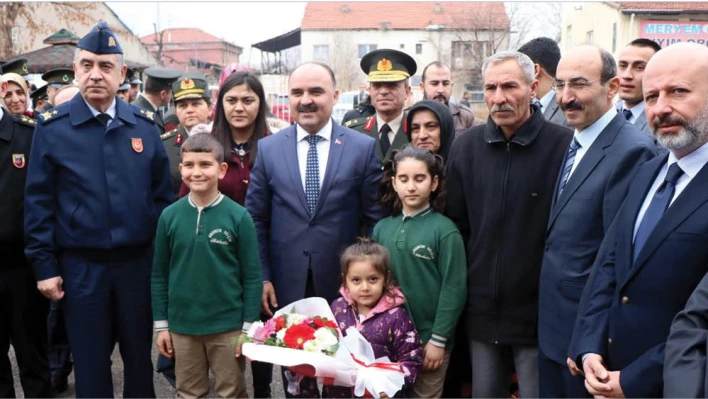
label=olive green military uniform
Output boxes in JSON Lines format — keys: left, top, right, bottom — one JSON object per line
{"left": 345, "top": 114, "right": 409, "bottom": 163}
{"left": 161, "top": 126, "right": 186, "bottom": 199}
{"left": 351, "top": 48, "right": 417, "bottom": 163}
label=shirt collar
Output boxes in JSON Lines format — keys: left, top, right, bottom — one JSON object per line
{"left": 539, "top": 89, "right": 555, "bottom": 110}
{"left": 376, "top": 111, "right": 404, "bottom": 134}
{"left": 83, "top": 97, "right": 117, "bottom": 119}
{"left": 187, "top": 192, "right": 224, "bottom": 209}
{"left": 669, "top": 140, "right": 708, "bottom": 179}
{"left": 0, "top": 107, "right": 4, "bottom": 121}
{"left": 296, "top": 118, "right": 333, "bottom": 142}
{"left": 574, "top": 107, "right": 617, "bottom": 148}
{"left": 402, "top": 205, "right": 432, "bottom": 219}
{"left": 623, "top": 100, "right": 645, "bottom": 119}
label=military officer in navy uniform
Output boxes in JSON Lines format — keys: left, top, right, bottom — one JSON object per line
{"left": 346, "top": 49, "right": 416, "bottom": 162}
{"left": 161, "top": 76, "right": 212, "bottom": 199}
{"left": 24, "top": 21, "right": 172, "bottom": 398}
{"left": 0, "top": 70, "right": 51, "bottom": 398}
{"left": 132, "top": 67, "right": 181, "bottom": 135}
{"left": 38, "top": 68, "right": 75, "bottom": 113}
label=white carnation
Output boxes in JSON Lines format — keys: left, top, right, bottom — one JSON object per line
{"left": 314, "top": 327, "right": 338, "bottom": 347}
{"left": 286, "top": 313, "right": 309, "bottom": 327}
{"left": 303, "top": 339, "right": 322, "bottom": 353}
{"left": 247, "top": 321, "right": 264, "bottom": 339}
{"left": 276, "top": 329, "right": 286, "bottom": 343}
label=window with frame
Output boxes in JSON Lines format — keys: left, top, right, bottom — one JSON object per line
{"left": 612, "top": 23, "right": 617, "bottom": 52}
{"left": 313, "top": 45, "right": 329, "bottom": 61}
{"left": 358, "top": 44, "right": 378, "bottom": 58}
{"left": 586, "top": 30, "right": 594, "bottom": 44}
{"left": 451, "top": 40, "right": 491, "bottom": 69}
{"left": 464, "top": 83, "right": 484, "bottom": 103}
{"left": 416, "top": 43, "right": 423, "bottom": 54}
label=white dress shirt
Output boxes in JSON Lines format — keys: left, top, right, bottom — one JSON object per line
{"left": 633, "top": 140, "right": 708, "bottom": 240}
{"left": 84, "top": 98, "right": 117, "bottom": 120}
{"left": 569, "top": 107, "right": 617, "bottom": 178}
{"left": 296, "top": 119, "right": 333, "bottom": 190}
{"left": 539, "top": 89, "right": 556, "bottom": 111}
{"left": 376, "top": 112, "right": 404, "bottom": 144}
{"left": 622, "top": 100, "right": 646, "bottom": 125}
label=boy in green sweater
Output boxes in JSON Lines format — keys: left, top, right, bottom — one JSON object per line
{"left": 151, "top": 133, "right": 262, "bottom": 398}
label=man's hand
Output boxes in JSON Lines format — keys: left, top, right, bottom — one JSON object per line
{"left": 261, "top": 281, "right": 278, "bottom": 316}
{"left": 156, "top": 330, "right": 173, "bottom": 358}
{"left": 583, "top": 354, "right": 613, "bottom": 396}
{"left": 568, "top": 357, "right": 584, "bottom": 376}
{"left": 422, "top": 343, "right": 445, "bottom": 371}
{"left": 37, "top": 276, "right": 64, "bottom": 300}
{"left": 234, "top": 332, "right": 248, "bottom": 357}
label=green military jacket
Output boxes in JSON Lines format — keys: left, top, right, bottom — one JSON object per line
{"left": 344, "top": 112, "right": 409, "bottom": 163}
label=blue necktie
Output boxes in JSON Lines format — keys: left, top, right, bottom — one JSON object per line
{"left": 558, "top": 137, "right": 581, "bottom": 197}
{"left": 622, "top": 108, "right": 633, "bottom": 121}
{"left": 633, "top": 163, "right": 684, "bottom": 260}
{"left": 305, "top": 134, "right": 323, "bottom": 214}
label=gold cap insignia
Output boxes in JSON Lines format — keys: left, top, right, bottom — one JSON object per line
{"left": 108, "top": 36, "right": 116, "bottom": 48}
{"left": 62, "top": 74, "right": 69, "bottom": 82}
{"left": 377, "top": 58, "right": 393, "bottom": 72}
{"left": 22, "top": 64, "right": 28, "bottom": 73}
{"left": 180, "top": 78, "right": 195, "bottom": 90}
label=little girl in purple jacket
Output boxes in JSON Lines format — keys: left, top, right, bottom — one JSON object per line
{"left": 322, "top": 238, "right": 423, "bottom": 398}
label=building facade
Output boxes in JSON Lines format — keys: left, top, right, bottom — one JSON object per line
{"left": 562, "top": 2, "right": 708, "bottom": 58}
{"left": 300, "top": 2, "right": 509, "bottom": 102}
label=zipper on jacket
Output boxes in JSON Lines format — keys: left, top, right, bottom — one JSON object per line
{"left": 494, "top": 142, "right": 511, "bottom": 344}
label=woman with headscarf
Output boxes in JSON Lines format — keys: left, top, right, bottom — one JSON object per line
{"left": 405, "top": 99, "right": 456, "bottom": 162}
{"left": 2, "top": 73, "right": 32, "bottom": 117}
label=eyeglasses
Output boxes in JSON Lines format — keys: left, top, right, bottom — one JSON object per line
{"left": 553, "top": 78, "right": 601, "bottom": 91}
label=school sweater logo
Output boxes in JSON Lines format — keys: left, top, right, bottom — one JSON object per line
{"left": 208, "top": 229, "right": 233, "bottom": 246}
{"left": 412, "top": 245, "right": 435, "bottom": 260}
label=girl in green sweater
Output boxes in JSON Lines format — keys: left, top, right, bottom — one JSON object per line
{"left": 373, "top": 145, "right": 467, "bottom": 398}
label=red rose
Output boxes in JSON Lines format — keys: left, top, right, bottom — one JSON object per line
{"left": 274, "top": 316, "right": 287, "bottom": 331}
{"left": 283, "top": 324, "right": 316, "bottom": 349}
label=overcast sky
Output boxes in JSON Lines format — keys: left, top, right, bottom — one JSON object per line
{"left": 106, "top": 1, "right": 307, "bottom": 67}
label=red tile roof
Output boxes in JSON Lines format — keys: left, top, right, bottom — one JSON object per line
{"left": 619, "top": 2, "right": 708, "bottom": 12}
{"left": 302, "top": 2, "right": 509, "bottom": 31}
{"left": 141, "top": 28, "right": 240, "bottom": 47}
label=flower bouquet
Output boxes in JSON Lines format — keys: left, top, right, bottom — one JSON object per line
{"left": 242, "top": 297, "right": 406, "bottom": 398}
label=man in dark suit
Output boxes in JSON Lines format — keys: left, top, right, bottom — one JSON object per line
{"left": 518, "top": 37, "right": 567, "bottom": 126}
{"left": 536, "top": 45, "right": 658, "bottom": 398}
{"left": 615, "top": 38, "right": 661, "bottom": 141}
{"left": 664, "top": 272, "right": 708, "bottom": 398}
{"left": 347, "top": 49, "right": 416, "bottom": 162}
{"left": 131, "top": 67, "right": 180, "bottom": 135}
{"left": 245, "top": 62, "right": 387, "bottom": 398}
{"left": 571, "top": 42, "right": 708, "bottom": 398}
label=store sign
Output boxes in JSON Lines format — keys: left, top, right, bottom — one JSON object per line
{"left": 640, "top": 21, "right": 708, "bottom": 47}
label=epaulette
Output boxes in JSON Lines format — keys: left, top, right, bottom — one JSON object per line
{"left": 345, "top": 115, "right": 373, "bottom": 128}
{"left": 38, "top": 107, "right": 68, "bottom": 124}
{"left": 14, "top": 114, "right": 38, "bottom": 128}
{"left": 161, "top": 129, "right": 177, "bottom": 140}
{"left": 132, "top": 105, "right": 156, "bottom": 123}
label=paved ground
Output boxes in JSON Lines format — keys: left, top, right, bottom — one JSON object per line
{"left": 9, "top": 334, "right": 286, "bottom": 398}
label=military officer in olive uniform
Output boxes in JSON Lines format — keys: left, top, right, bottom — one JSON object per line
{"left": 345, "top": 49, "right": 416, "bottom": 162}
{"left": 127, "top": 68, "right": 141, "bottom": 103}
{"left": 37, "top": 68, "right": 75, "bottom": 113}
{"left": 31, "top": 84, "right": 49, "bottom": 113}
{"left": 24, "top": 21, "right": 172, "bottom": 398}
{"left": 161, "top": 76, "right": 212, "bottom": 198}
{"left": 131, "top": 67, "right": 180, "bottom": 134}
{"left": 0, "top": 71, "right": 51, "bottom": 398}
{"left": 1, "top": 58, "right": 32, "bottom": 89}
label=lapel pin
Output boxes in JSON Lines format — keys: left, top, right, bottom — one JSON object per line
{"left": 335, "top": 139, "right": 342, "bottom": 146}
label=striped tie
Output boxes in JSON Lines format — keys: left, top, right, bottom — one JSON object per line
{"left": 558, "top": 137, "right": 581, "bottom": 198}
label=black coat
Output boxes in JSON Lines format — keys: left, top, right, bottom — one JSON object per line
{"left": 445, "top": 104, "right": 573, "bottom": 344}
{"left": 0, "top": 111, "right": 36, "bottom": 267}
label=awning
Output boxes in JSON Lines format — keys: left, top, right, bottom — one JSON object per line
{"left": 252, "top": 28, "right": 301, "bottom": 53}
